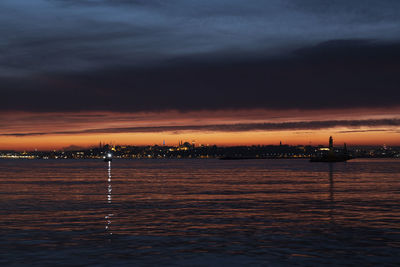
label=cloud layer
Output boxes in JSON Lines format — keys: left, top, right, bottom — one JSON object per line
{"left": 1, "top": 0, "right": 400, "bottom": 113}
{"left": 2, "top": 40, "right": 400, "bottom": 112}
{"left": 2, "top": 118, "right": 400, "bottom": 137}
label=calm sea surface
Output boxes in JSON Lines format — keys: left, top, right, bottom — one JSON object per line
{"left": 0, "top": 159, "right": 399, "bottom": 266}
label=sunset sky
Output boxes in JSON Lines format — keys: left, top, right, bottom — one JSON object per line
{"left": 2, "top": 0, "right": 400, "bottom": 150}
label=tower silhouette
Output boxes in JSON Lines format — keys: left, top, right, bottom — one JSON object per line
{"left": 329, "top": 136, "right": 333, "bottom": 150}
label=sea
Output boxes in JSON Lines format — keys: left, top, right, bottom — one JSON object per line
{"left": 0, "top": 158, "right": 399, "bottom": 266}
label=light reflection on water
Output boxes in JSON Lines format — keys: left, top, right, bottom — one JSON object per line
{"left": 0, "top": 159, "right": 399, "bottom": 265}
{"left": 105, "top": 161, "right": 113, "bottom": 236}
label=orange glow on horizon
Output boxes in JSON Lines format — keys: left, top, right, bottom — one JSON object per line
{"left": 1, "top": 109, "right": 400, "bottom": 150}
{"left": 1, "top": 129, "right": 399, "bottom": 151}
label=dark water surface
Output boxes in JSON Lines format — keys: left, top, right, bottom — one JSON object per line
{"left": 0, "top": 159, "right": 399, "bottom": 266}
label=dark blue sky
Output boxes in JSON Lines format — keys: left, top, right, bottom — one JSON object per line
{"left": 1, "top": 0, "right": 400, "bottom": 112}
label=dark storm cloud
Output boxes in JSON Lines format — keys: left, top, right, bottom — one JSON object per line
{"left": 1, "top": 0, "right": 400, "bottom": 112}
{"left": 2, "top": 40, "right": 400, "bottom": 112}
{"left": 2, "top": 118, "right": 400, "bottom": 137}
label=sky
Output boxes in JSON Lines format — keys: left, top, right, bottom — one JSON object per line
{"left": 1, "top": 0, "right": 400, "bottom": 150}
